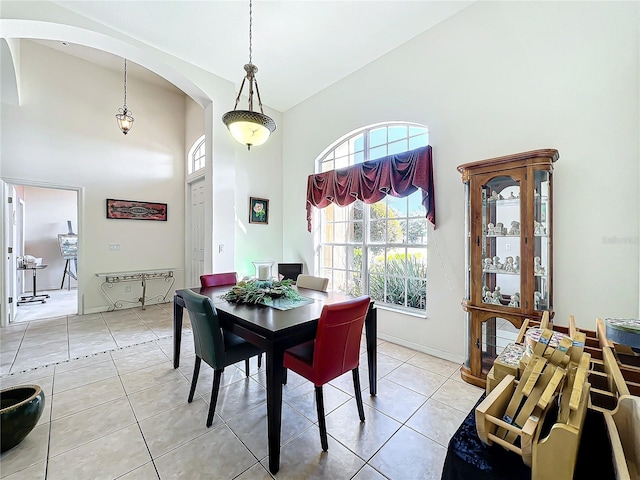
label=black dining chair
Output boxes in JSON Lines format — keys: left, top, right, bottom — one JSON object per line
{"left": 283, "top": 295, "right": 371, "bottom": 450}
{"left": 181, "top": 288, "right": 264, "bottom": 427}
{"left": 277, "top": 263, "right": 304, "bottom": 282}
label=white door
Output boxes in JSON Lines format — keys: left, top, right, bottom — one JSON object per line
{"left": 2, "top": 182, "right": 17, "bottom": 325}
{"left": 189, "top": 178, "right": 206, "bottom": 286}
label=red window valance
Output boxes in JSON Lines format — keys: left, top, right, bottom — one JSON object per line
{"left": 306, "top": 145, "right": 436, "bottom": 232}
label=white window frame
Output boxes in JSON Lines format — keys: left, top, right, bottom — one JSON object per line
{"left": 187, "top": 134, "right": 205, "bottom": 176}
{"left": 316, "top": 122, "right": 429, "bottom": 313}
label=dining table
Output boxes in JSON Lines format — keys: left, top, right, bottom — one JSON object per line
{"left": 172, "top": 285, "right": 377, "bottom": 474}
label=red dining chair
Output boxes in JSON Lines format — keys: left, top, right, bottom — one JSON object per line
{"left": 283, "top": 295, "right": 371, "bottom": 451}
{"left": 199, "top": 272, "right": 262, "bottom": 373}
{"left": 200, "top": 272, "right": 238, "bottom": 288}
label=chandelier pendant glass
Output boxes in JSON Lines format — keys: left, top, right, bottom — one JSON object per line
{"left": 115, "top": 59, "right": 134, "bottom": 135}
{"left": 222, "top": 0, "right": 276, "bottom": 150}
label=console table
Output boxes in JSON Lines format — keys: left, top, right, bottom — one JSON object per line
{"left": 95, "top": 268, "right": 177, "bottom": 311}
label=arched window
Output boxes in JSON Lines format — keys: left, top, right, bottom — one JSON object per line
{"left": 316, "top": 122, "right": 429, "bottom": 312}
{"left": 187, "top": 135, "right": 205, "bottom": 174}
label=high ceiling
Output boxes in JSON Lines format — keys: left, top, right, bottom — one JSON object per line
{"left": 50, "top": 0, "right": 474, "bottom": 112}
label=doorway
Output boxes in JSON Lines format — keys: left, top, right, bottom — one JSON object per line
{"left": 8, "top": 184, "right": 79, "bottom": 323}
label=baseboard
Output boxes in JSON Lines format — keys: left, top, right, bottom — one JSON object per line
{"left": 377, "top": 332, "right": 465, "bottom": 364}
{"left": 83, "top": 298, "right": 172, "bottom": 315}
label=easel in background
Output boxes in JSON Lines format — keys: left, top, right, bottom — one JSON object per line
{"left": 59, "top": 220, "right": 78, "bottom": 290}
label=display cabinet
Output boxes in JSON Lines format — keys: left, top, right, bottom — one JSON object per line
{"left": 458, "top": 149, "right": 558, "bottom": 387}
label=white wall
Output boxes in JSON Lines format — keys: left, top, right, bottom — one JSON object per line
{"left": 184, "top": 96, "right": 205, "bottom": 157}
{"left": 283, "top": 1, "right": 640, "bottom": 362}
{"left": 21, "top": 186, "right": 77, "bottom": 292}
{"left": 2, "top": 40, "right": 187, "bottom": 313}
{"left": 233, "top": 121, "right": 284, "bottom": 279}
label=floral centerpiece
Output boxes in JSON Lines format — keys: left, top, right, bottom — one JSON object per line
{"left": 221, "top": 278, "right": 299, "bottom": 306}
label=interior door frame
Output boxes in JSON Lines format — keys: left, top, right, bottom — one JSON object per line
{"left": 1, "top": 181, "right": 16, "bottom": 326}
{"left": 1, "top": 177, "right": 84, "bottom": 326}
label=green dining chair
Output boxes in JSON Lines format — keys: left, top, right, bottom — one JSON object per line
{"left": 181, "top": 288, "right": 264, "bottom": 427}
{"left": 199, "top": 272, "right": 261, "bottom": 373}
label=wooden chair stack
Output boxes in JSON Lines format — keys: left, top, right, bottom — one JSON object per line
{"left": 475, "top": 318, "right": 591, "bottom": 480}
{"left": 595, "top": 318, "right": 640, "bottom": 399}
{"left": 478, "top": 313, "right": 640, "bottom": 480}
{"left": 592, "top": 318, "right": 640, "bottom": 480}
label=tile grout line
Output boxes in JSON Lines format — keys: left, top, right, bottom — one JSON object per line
{"left": 0, "top": 336, "right": 176, "bottom": 379}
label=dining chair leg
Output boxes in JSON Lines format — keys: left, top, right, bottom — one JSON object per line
{"left": 207, "top": 369, "right": 223, "bottom": 427}
{"left": 188, "top": 356, "right": 202, "bottom": 403}
{"left": 245, "top": 359, "right": 250, "bottom": 377}
{"left": 315, "top": 385, "right": 329, "bottom": 451}
{"left": 352, "top": 367, "right": 365, "bottom": 422}
{"left": 282, "top": 367, "right": 288, "bottom": 385}
{"left": 258, "top": 353, "right": 262, "bottom": 368}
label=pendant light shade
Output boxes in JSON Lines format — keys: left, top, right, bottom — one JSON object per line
{"left": 222, "top": 0, "right": 276, "bottom": 150}
{"left": 116, "top": 109, "right": 134, "bottom": 135}
{"left": 115, "top": 59, "right": 134, "bottom": 135}
{"left": 223, "top": 109, "right": 276, "bottom": 148}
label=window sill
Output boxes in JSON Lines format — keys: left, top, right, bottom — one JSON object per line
{"left": 374, "top": 303, "right": 427, "bottom": 319}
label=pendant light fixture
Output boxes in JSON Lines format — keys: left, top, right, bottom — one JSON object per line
{"left": 222, "top": 0, "right": 276, "bottom": 150}
{"left": 115, "top": 59, "right": 134, "bottom": 135}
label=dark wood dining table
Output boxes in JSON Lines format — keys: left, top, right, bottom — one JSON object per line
{"left": 172, "top": 285, "right": 378, "bottom": 474}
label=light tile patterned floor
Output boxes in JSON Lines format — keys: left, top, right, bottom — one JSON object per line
{"left": 0, "top": 304, "right": 483, "bottom": 479}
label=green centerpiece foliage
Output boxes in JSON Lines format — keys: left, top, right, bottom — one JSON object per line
{"left": 221, "top": 279, "right": 299, "bottom": 306}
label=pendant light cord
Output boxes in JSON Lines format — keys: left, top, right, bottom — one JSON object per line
{"left": 123, "top": 59, "right": 128, "bottom": 110}
{"left": 248, "top": 0, "right": 253, "bottom": 65}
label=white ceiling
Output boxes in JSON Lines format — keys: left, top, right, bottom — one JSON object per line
{"left": 49, "top": 1, "right": 474, "bottom": 112}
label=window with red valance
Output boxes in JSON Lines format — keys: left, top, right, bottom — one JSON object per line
{"left": 307, "top": 123, "right": 434, "bottom": 312}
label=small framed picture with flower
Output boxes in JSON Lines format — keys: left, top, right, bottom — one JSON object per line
{"left": 249, "top": 197, "right": 269, "bottom": 225}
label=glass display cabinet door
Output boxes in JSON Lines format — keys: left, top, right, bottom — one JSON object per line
{"left": 533, "top": 169, "right": 552, "bottom": 311}
{"left": 479, "top": 174, "right": 523, "bottom": 310}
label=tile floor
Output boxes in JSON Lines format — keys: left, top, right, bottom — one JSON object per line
{"left": 0, "top": 303, "right": 484, "bottom": 480}
{"left": 13, "top": 289, "right": 78, "bottom": 324}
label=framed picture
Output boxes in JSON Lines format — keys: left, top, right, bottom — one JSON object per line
{"left": 106, "top": 199, "right": 168, "bottom": 221}
{"left": 249, "top": 197, "right": 269, "bottom": 225}
{"left": 58, "top": 234, "right": 78, "bottom": 259}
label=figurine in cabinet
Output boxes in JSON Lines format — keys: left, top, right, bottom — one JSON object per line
{"left": 514, "top": 255, "right": 520, "bottom": 273}
{"left": 534, "top": 221, "right": 546, "bottom": 235}
{"left": 482, "top": 286, "right": 492, "bottom": 304}
{"left": 534, "top": 291, "right": 543, "bottom": 309}
{"left": 504, "top": 256, "right": 516, "bottom": 273}
{"left": 495, "top": 222, "right": 506, "bottom": 235}
{"left": 488, "top": 190, "right": 503, "bottom": 201}
{"left": 492, "top": 256, "right": 503, "bottom": 270}
{"left": 483, "top": 258, "right": 493, "bottom": 271}
{"left": 491, "top": 287, "right": 503, "bottom": 305}
{"left": 508, "top": 292, "right": 520, "bottom": 308}
{"left": 491, "top": 291, "right": 502, "bottom": 305}
{"left": 508, "top": 221, "right": 520, "bottom": 235}
{"left": 534, "top": 256, "right": 545, "bottom": 275}
{"left": 487, "top": 223, "right": 495, "bottom": 235}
